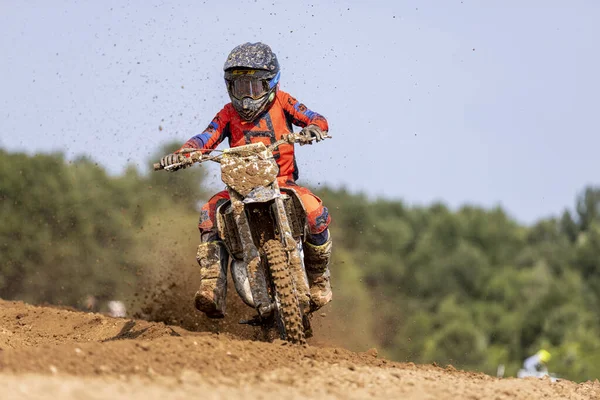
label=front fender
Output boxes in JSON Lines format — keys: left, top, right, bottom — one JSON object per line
{"left": 242, "top": 186, "right": 281, "bottom": 204}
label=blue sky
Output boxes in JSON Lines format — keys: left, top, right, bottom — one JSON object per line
{"left": 1, "top": 0, "right": 599, "bottom": 223}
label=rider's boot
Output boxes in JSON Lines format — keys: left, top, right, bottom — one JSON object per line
{"left": 194, "top": 240, "right": 228, "bottom": 318}
{"left": 303, "top": 229, "right": 333, "bottom": 311}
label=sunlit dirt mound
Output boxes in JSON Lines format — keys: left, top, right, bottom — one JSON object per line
{"left": 1, "top": 300, "right": 599, "bottom": 399}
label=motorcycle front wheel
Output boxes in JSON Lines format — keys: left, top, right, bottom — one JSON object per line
{"left": 263, "top": 239, "right": 306, "bottom": 345}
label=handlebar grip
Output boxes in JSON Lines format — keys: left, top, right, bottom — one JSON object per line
{"left": 153, "top": 162, "right": 163, "bottom": 171}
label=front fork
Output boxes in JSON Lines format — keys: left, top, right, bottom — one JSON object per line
{"left": 229, "top": 180, "right": 311, "bottom": 317}
{"left": 270, "top": 181, "right": 311, "bottom": 314}
{"left": 228, "top": 188, "right": 272, "bottom": 317}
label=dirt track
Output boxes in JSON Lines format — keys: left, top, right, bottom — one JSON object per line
{"left": 1, "top": 300, "right": 599, "bottom": 399}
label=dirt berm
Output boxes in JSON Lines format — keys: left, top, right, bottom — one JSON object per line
{"left": 0, "top": 299, "right": 598, "bottom": 399}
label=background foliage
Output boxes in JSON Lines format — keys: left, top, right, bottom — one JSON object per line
{"left": 2, "top": 146, "right": 600, "bottom": 382}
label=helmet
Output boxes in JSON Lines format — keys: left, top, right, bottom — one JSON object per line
{"left": 223, "top": 42, "right": 281, "bottom": 121}
{"left": 538, "top": 349, "right": 552, "bottom": 363}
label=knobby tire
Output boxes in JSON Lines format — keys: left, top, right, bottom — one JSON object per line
{"left": 263, "top": 239, "right": 306, "bottom": 345}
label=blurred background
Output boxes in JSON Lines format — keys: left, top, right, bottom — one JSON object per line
{"left": 2, "top": 0, "right": 600, "bottom": 382}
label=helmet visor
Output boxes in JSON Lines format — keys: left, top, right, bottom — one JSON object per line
{"left": 228, "top": 75, "right": 269, "bottom": 100}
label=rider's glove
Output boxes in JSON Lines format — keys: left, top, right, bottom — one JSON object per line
{"left": 160, "top": 153, "right": 183, "bottom": 170}
{"left": 299, "top": 125, "right": 327, "bottom": 145}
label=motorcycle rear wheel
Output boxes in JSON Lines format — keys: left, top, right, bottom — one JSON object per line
{"left": 263, "top": 239, "right": 306, "bottom": 345}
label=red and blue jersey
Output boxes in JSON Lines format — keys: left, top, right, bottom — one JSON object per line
{"left": 178, "top": 90, "right": 329, "bottom": 181}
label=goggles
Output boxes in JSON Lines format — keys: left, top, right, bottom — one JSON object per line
{"left": 226, "top": 70, "right": 280, "bottom": 100}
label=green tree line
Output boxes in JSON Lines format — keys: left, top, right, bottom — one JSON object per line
{"left": 318, "top": 186, "right": 600, "bottom": 381}
{"left": 1, "top": 146, "right": 600, "bottom": 382}
{"left": 0, "top": 144, "right": 206, "bottom": 307}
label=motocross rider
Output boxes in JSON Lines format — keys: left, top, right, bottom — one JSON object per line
{"left": 522, "top": 349, "right": 552, "bottom": 374}
{"left": 160, "top": 42, "right": 333, "bottom": 319}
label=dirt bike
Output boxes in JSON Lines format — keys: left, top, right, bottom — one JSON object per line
{"left": 517, "top": 368, "right": 560, "bottom": 382}
{"left": 153, "top": 133, "right": 331, "bottom": 344}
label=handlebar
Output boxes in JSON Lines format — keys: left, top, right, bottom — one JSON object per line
{"left": 153, "top": 132, "right": 331, "bottom": 171}
{"left": 153, "top": 149, "right": 204, "bottom": 171}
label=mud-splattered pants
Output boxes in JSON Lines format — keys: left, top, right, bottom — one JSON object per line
{"left": 198, "top": 177, "right": 331, "bottom": 244}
